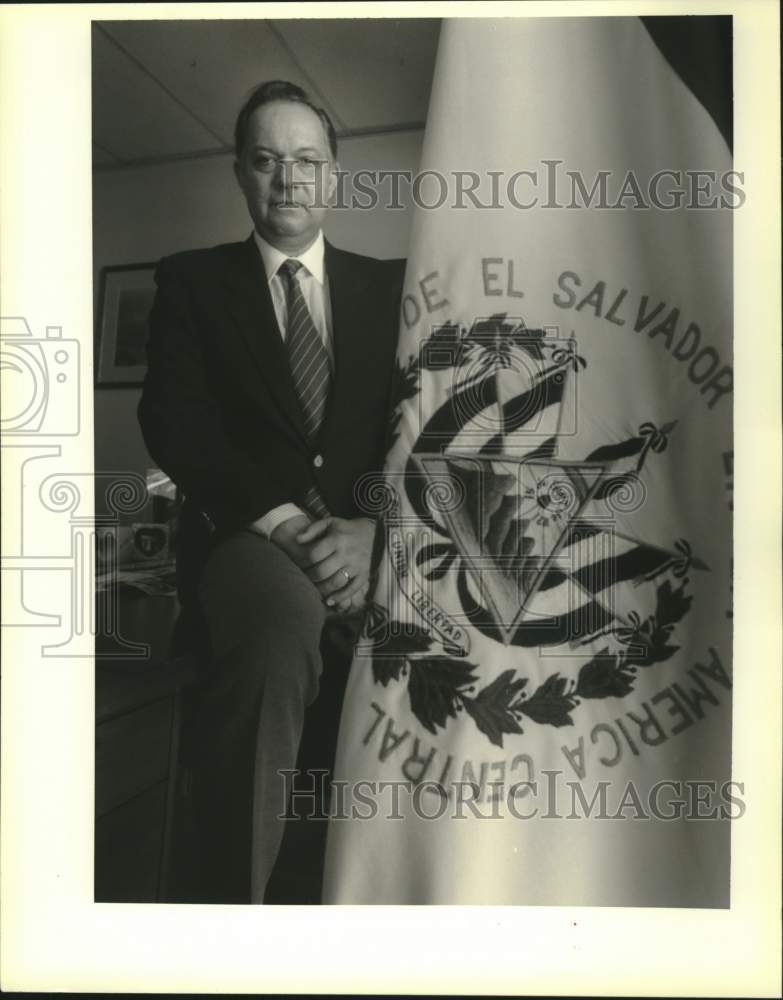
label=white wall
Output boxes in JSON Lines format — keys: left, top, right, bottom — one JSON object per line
{"left": 93, "top": 129, "right": 423, "bottom": 497}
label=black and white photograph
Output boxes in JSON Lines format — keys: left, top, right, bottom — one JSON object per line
{"left": 1, "top": 2, "right": 780, "bottom": 995}
{"left": 92, "top": 11, "right": 736, "bottom": 910}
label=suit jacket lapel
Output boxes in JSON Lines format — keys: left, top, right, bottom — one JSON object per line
{"left": 325, "top": 239, "right": 373, "bottom": 408}
{"left": 222, "top": 235, "right": 309, "bottom": 447}
{"left": 322, "top": 240, "right": 401, "bottom": 464}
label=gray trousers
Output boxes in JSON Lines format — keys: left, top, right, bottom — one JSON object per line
{"left": 191, "top": 529, "right": 339, "bottom": 902}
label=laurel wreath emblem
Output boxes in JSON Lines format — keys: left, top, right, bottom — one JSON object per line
{"left": 375, "top": 315, "right": 700, "bottom": 748}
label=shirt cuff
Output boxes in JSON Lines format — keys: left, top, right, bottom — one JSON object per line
{"left": 250, "top": 503, "right": 308, "bottom": 540}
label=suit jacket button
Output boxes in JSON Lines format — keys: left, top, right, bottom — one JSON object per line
{"left": 313, "top": 454, "right": 324, "bottom": 468}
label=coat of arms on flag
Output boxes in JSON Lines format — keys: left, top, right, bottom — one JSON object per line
{"left": 359, "top": 314, "right": 712, "bottom": 752}
{"left": 324, "top": 16, "right": 733, "bottom": 906}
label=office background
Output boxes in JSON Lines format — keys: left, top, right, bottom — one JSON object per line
{"left": 92, "top": 18, "right": 440, "bottom": 492}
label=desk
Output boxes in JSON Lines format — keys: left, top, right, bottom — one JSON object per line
{"left": 94, "top": 589, "right": 195, "bottom": 902}
{"left": 94, "top": 588, "right": 355, "bottom": 903}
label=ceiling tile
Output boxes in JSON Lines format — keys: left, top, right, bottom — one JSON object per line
{"left": 275, "top": 18, "right": 440, "bottom": 130}
{"left": 93, "top": 26, "right": 222, "bottom": 159}
{"left": 98, "top": 19, "right": 325, "bottom": 149}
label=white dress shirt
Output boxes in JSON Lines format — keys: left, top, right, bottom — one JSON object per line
{"left": 250, "top": 229, "right": 333, "bottom": 539}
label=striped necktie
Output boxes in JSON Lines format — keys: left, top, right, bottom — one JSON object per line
{"left": 278, "top": 258, "right": 331, "bottom": 442}
{"left": 278, "top": 258, "right": 331, "bottom": 519}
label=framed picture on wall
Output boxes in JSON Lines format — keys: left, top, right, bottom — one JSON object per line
{"left": 96, "top": 263, "right": 157, "bottom": 386}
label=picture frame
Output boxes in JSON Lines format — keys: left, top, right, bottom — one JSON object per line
{"left": 95, "top": 262, "right": 157, "bottom": 386}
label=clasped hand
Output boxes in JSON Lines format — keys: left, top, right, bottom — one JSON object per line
{"left": 270, "top": 514, "right": 375, "bottom": 614}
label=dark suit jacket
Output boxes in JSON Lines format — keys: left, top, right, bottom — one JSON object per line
{"left": 138, "top": 235, "right": 405, "bottom": 541}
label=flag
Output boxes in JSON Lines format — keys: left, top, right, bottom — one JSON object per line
{"left": 323, "top": 16, "right": 733, "bottom": 906}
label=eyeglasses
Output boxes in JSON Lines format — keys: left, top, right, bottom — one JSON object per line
{"left": 251, "top": 154, "right": 330, "bottom": 176}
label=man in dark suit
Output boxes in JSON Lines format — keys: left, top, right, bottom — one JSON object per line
{"left": 138, "top": 80, "right": 404, "bottom": 902}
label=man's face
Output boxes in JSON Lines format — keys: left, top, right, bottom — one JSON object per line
{"left": 234, "top": 100, "right": 337, "bottom": 254}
